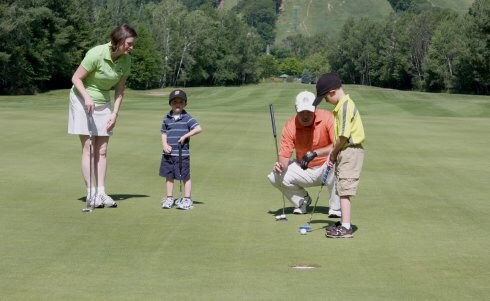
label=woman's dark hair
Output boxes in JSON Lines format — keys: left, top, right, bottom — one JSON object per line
{"left": 110, "top": 24, "right": 138, "bottom": 52}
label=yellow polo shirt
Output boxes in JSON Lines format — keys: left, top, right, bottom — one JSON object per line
{"left": 333, "top": 95, "right": 365, "bottom": 148}
{"left": 72, "top": 42, "right": 131, "bottom": 104}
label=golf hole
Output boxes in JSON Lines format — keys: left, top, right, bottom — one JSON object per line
{"left": 289, "top": 264, "right": 320, "bottom": 269}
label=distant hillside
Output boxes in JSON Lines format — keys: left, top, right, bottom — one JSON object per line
{"left": 274, "top": 0, "right": 475, "bottom": 43}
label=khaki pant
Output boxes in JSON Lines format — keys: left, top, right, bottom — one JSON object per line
{"left": 336, "top": 146, "right": 364, "bottom": 196}
{"left": 267, "top": 161, "right": 340, "bottom": 210}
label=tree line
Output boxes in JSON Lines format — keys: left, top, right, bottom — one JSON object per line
{"left": 0, "top": 0, "right": 488, "bottom": 95}
{"left": 273, "top": 0, "right": 489, "bottom": 95}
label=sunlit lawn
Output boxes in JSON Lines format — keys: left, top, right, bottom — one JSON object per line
{"left": 1, "top": 82, "right": 489, "bottom": 300}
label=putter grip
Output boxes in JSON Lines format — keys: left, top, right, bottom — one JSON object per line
{"left": 269, "top": 104, "right": 277, "bottom": 138}
{"left": 321, "top": 163, "right": 332, "bottom": 186}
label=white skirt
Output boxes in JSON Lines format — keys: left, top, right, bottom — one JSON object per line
{"left": 68, "top": 90, "right": 113, "bottom": 136}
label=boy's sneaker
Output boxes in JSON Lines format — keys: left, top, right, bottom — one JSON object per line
{"left": 177, "top": 198, "right": 193, "bottom": 210}
{"left": 326, "top": 221, "right": 342, "bottom": 232}
{"left": 96, "top": 193, "right": 117, "bottom": 208}
{"left": 328, "top": 208, "right": 342, "bottom": 218}
{"left": 293, "top": 195, "right": 311, "bottom": 214}
{"left": 161, "top": 197, "right": 174, "bottom": 209}
{"left": 326, "top": 225, "right": 353, "bottom": 238}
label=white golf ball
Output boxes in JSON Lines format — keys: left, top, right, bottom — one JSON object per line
{"left": 300, "top": 228, "right": 307, "bottom": 235}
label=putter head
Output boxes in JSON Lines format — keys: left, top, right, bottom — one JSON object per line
{"left": 82, "top": 208, "right": 93, "bottom": 213}
{"left": 299, "top": 223, "right": 312, "bottom": 232}
{"left": 275, "top": 214, "right": 288, "bottom": 221}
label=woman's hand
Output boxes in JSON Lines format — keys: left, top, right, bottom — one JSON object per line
{"left": 85, "top": 98, "right": 95, "bottom": 113}
{"left": 106, "top": 113, "right": 118, "bottom": 132}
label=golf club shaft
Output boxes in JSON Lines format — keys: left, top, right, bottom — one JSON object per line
{"left": 82, "top": 113, "right": 95, "bottom": 212}
{"left": 87, "top": 113, "right": 94, "bottom": 211}
{"left": 90, "top": 135, "right": 92, "bottom": 205}
{"left": 269, "top": 104, "right": 286, "bottom": 217}
{"left": 178, "top": 143, "right": 183, "bottom": 199}
{"left": 308, "top": 163, "right": 332, "bottom": 224}
{"left": 269, "top": 104, "right": 279, "bottom": 161}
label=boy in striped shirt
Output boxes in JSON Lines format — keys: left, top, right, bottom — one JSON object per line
{"left": 160, "top": 89, "right": 202, "bottom": 210}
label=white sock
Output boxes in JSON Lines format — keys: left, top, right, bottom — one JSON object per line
{"left": 87, "top": 188, "right": 95, "bottom": 197}
{"left": 342, "top": 222, "right": 351, "bottom": 229}
{"left": 97, "top": 186, "right": 105, "bottom": 195}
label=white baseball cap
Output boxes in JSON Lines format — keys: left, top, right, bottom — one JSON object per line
{"left": 295, "top": 91, "right": 316, "bottom": 112}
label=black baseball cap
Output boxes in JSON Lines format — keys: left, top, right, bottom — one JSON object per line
{"left": 313, "top": 73, "right": 342, "bottom": 106}
{"left": 169, "top": 89, "right": 187, "bottom": 104}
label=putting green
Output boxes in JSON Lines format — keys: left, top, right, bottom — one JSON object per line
{"left": 1, "top": 82, "right": 489, "bottom": 300}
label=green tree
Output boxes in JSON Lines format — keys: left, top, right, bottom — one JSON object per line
{"left": 375, "top": 14, "right": 412, "bottom": 89}
{"left": 300, "top": 69, "right": 312, "bottom": 84}
{"left": 145, "top": 0, "right": 187, "bottom": 87}
{"left": 127, "top": 23, "right": 162, "bottom": 90}
{"left": 91, "top": 0, "right": 144, "bottom": 39}
{"left": 0, "top": 1, "right": 90, "bottom": 94}
{"left": 328, "top": 17, "right": 385, "bottom": 85}
{"left": 237, "top": 0, "right": 277, "bottom": 48}
{"left": 404, "top": 9, "right": 447, "bottom": 90}
{"left": 177, "top": 9, "right": 218, "bottom": 85}
{"left": 182, "top": 0, "right": 219, "bottom": 10}
{"left": 278, "top": 34, "right": 310, "bottom": 59}
{"left": 256, "top": 54, "right": 278, "bottom": 79}
{"left": 278, "top": 57, "right": 303, "bottom": 77}
{"left": 462, "top": 0, "right": 490, "bottom": 94}
{"left": 44, "top": 0, "right": 96, "bottom": 90}
{"left": 211, "top": 8, "right": 262, "bottom": 84}
{"left": 424, "top": 15, "right": 467, "bottom": 92}
{"left": 303, "top": 51, "right": 329, "bottom": 80}
{"left": 388, "top": 0, "right": 432, "bottom": 13}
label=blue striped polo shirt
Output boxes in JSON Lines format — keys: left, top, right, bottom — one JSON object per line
{"left": 161, "top": 110, "right": 199, "bottom": 156}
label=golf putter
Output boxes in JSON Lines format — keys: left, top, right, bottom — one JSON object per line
{"left": 299, "top": 161, "right": 333, "bottom": 232}
{"left": 82, "top": 114, "right": 94, "bottom": 213}
{"left": 178, "top": 143, "right": 183, "bottom": 205}
{"left": 269, "top": 104, "right": 287, "bottom": 221}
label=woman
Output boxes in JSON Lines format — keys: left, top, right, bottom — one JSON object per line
{"left": 68, "top": 24, "right": 137, "bottom": 208}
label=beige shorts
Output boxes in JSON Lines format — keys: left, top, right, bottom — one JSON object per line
{"left": 68, "top": 90, "right": 113, "bottom": 136}
{"left": 335, "top": 145, "right": 364, "bottom": 197}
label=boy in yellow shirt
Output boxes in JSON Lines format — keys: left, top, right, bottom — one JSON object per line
{"left": 313, "top": 73, "right": 365, "bottom": 238}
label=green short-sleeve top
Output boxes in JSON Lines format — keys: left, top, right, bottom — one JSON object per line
{"left": 72, "top": 42, "right": 131, "bottom": 104}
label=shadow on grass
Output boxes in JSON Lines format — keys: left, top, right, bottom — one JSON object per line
{"left": 267, "top": 205, "right": 330, "bottom": 216}
{"left": 267, "top": 207, "right": 295, "bottom": 215}
{"left": 77, "top": 194, "right": 150, "bottom": 202}
{"left": 303, "top": 220, "right": 358, "bottom": 234}
{"left": 77, "top": 195, "right": 206, "bottom": 207}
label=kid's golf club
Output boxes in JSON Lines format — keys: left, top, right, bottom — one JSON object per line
{"left": 269, "top": 104, "right": 287, "bottom": 221}
{"left": 175, "top": 142, "right": 184, "bottom": 207}
{"left": 299, "top": 161, "right": 333, "bottom": 232}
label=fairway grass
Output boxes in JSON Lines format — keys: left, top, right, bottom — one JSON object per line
{"left": 1, "top": 82, "right": 489, "bottom": 300}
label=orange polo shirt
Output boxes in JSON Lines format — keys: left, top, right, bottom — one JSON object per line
{"left": 279, "top": 109, "right": 335, "bottom": 167}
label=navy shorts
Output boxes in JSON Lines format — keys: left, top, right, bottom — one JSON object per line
{"left": 159, "top": 155, "right": 190, "bottom": 180}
